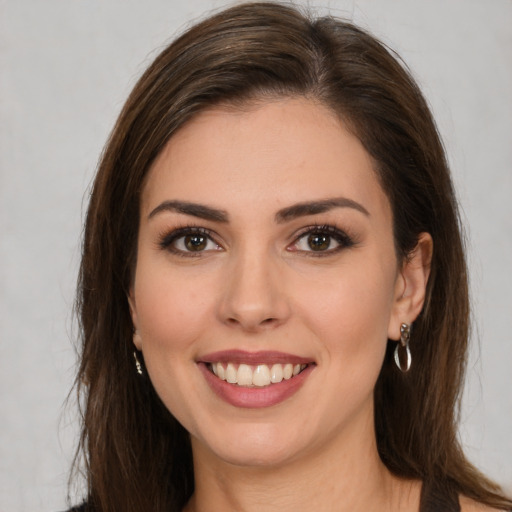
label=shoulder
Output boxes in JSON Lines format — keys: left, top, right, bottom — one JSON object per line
{"left": 459, "top": 496, "right": 509, "bottom": 512}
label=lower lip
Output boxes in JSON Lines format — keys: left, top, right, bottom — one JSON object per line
{"left": 198, "top": 363, "right": 314, "bottom": 409}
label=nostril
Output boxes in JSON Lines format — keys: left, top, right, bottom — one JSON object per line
{"left": 224, "top": 315, "right": 279, "bottom": 330}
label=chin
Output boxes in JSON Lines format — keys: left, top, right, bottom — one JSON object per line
{"left": 214, "top": 444, "right": 298, "bottom": 468}
{"left": 193, "top": 421, "right": 307, "bottom": 468}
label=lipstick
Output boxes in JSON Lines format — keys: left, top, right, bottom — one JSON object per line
{"left": 197, "top": 350, "right": 315, "bottom": 409}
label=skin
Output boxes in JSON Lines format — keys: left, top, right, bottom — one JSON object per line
{"left": 129, "top": 97, "right": 436, "bottom": 511}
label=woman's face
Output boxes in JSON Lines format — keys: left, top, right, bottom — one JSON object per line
{"left": 129, "top": 98, "right": 424, "bottom": 467}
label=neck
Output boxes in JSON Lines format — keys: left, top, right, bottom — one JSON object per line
{"left": 184, "top": 407, "right": 420, "bottom": 512}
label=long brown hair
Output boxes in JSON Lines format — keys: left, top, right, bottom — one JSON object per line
{"left": 72, "top": 2, "right": 512, "bottom": 510}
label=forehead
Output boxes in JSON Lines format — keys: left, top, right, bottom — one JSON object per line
{"left": 141, "top": 98, "right": 389, "bottom": 220}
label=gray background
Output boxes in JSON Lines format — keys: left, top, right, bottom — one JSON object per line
{"left": 1, "top": 0, "right": 511, "bottom": 510}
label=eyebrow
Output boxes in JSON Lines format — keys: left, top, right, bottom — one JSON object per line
{"left": 148, "top": 200, "right": 229, "bottom": 222}
{"left": 148, "top": 196, "right": 369, "bottom": 223}
{"left": 275, "top": 197, "right": 370, "bottom": 222}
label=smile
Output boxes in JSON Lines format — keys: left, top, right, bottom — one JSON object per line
{"left": 198, "top": 350, "right": 315, "bottom": 408}
{"left": 208, "top": 362, "right": 308, "bottom": 387}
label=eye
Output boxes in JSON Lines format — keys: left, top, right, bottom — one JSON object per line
{"left": 290, "top": 225, "right": 354, "bottom": 254}
{"left": 296, "top": 232, "right": 339, "bottom": 252}
{"left": 175, "top": 233, "right": 218, "bottom": 252}
{"left": 159, "top": 227, "right": 221, "bottom": 255}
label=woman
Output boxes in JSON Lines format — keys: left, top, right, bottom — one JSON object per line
{"left": 69, "top": 2, "right": 512, "bottom": 511}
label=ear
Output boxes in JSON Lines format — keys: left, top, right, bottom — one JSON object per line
{"left": 127, "top": 289, "right": 143, "bottom": 350}
{"left": 388, "top": 232, "right": 433, "bottom": 340}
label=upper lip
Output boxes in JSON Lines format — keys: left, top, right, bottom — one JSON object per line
{"left": 198, "top": 350, "right": 314, "bottom": 365}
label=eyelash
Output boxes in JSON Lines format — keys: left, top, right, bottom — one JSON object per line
{"left": 158, "top": 224, "right": 356, "bottom": 257}
{"left": 158, "top": 226, "right": 220, "bottom": 257}
{"left": 290, "top": 224, "right": 356, "bottom": 256}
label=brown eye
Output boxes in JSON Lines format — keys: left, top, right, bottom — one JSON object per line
{"left": 160, "top": 228, "right": 221, "bottom": 255}
{"left": 289, "top": 225, "right": 355, "bottom": 255}
{"left": 307, "top": 233, "right": 331, "bottom": 251}
{"left": 184, "top": 234, "right": 208, "bottom": 251}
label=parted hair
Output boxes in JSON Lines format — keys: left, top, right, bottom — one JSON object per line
{"left": 72, "top": 2, "right": 512, "bottom": 511}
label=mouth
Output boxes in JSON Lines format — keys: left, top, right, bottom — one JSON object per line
{"left": 207, "top": 362, "right": 309, "bottom": 387}
{"left": 198, "top": 350, "right": 315, "bottom": 408}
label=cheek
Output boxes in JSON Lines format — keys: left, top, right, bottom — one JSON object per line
{"left": 298, "top": 261, "right": 397, "bottom": 423}
{"left": 133, "top": 259, "right": 215, "bottom": 356}
{"left": 132, "top": 261, "right": 216, "bottom": 427}
{"left": 295, "top": 258, "right": 397, "bottom": 362}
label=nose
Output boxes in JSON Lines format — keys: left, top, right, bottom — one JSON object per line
{"left": 217, "top": 247, "right": 291, "bottom": 332}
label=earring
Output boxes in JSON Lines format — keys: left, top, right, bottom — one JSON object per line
{"left": 394, "top": 323, "right": 412, "bottom": 372}
{"left": 132, "top": 330, "right": 144, "bottom": 376}
{"left": 133, "top": 350, "right": 144, "bottom": 375}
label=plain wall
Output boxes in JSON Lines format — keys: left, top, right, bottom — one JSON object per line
{"left": 1, "top": 0, "right": 511, "bottom": 510}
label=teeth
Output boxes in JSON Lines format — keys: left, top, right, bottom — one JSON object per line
{"left": 252, "top": 364, "right": 270, "bottom": 387}
{"left": 210, "top": 362, "right": 307, "bottom": 387}
{"left": 216, "top": 363, "right": 225, "bottom": 380}
{"left": 270, "top": 364, "right": 283, "bottom": 383}
{"left": 237, "top": 364, "right": 253, "bottom": 386}
{"left": 226, "top": 363, "right": 237, "bottom": 384}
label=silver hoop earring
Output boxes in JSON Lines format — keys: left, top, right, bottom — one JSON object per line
{"left": 133, "top": 351, "right": 144, "bottom": 376}
{"left": 394, "top": 323, "right": 411, "bottom": 372}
